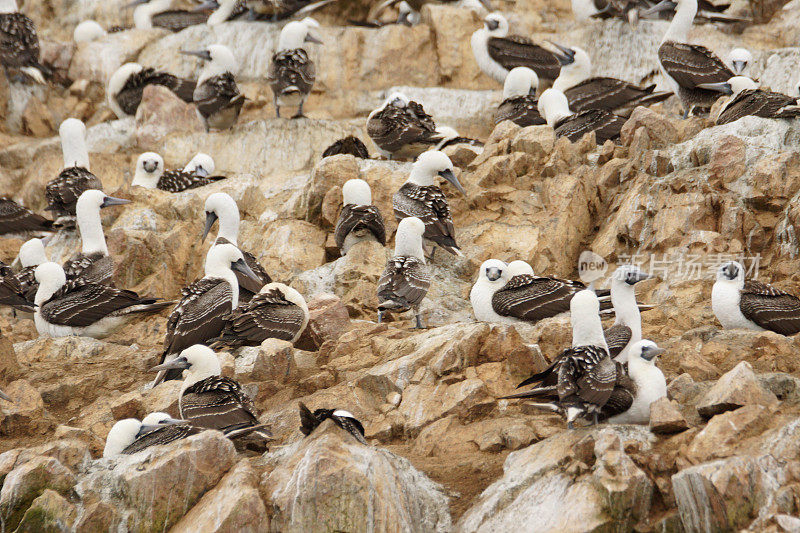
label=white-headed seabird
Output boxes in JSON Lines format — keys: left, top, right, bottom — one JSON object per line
{"left": 45, "top": 119, "right": 103, "bottom": 224}
{"left": 366, "top": 92, "right": 442, "bottom": 160}
{"left": 335, "top": 178, "right": 387, "bottom": 255}
{"left": 646, "top": 0, "right": 734, "bottom": 117}
{"left": 716, "top": 76, "right": 800, "bottom": 125}
{"left": 538, "top": 88, "right": 625, "bottom": 144}
{"left": 471, "top": 13, "right": 570, "bottom": 85}
{"left": 0, "top": 198, "right": 53, "bottom": 236}
{"left": 132, "top": 152, "right": 226, "bottom": 192}
{"left": 62, "top": 190, "right": 129, "bottom": 285}
{"left": 183, "top": 153, "right": 216, "bottom": 176}
{"left": 210, "top": 282, "right": 309, "bottom": 349}
{"left": 181, "top": 44, "right": 244, "bottom": 130}
{"left": 33, "top": 262, "right": 170, "bottom": 338}
{"left": 107, "top": 62, "right": 196, "bottom": 119}
{"left": 0, "top": 261, "right": 34, "bottom": 313}
{"left": 377, "top": 216, "right": 430, "bottom": 328}
{"left": 129, "top": 0, "right": 210, "bottom": 31}
{"left": 322, "top": 136, "right": 370, "bottom": 159}
{"left": 604, "top": 265, "right": 650, "bottom": 363}
{"left": 507, "top": 259, "right": 534, "bottom": 276}
{"left": 727, "top": 48, "right": 752, "bottom": 76}
{"left": 298, "top": 402, "right": 368, "bottom": 444}
{"left": 157, "top": 243, "right": 261, "bottom": 382}
{"left": 393, "top": 150, "right": 466, "bottom": 258}
{"left": 201, "top": 192, "right": 272, "bottom": 302}
{"left": 0, "top": 0, "right": 48, "bottom": 83}
{"left": 552, "top": 45, "right": 672, "bottom": 116}
{"left": 150, "top": 345, "right": 272, "bottom": 443}
{"left": 103, "top": 413, "right": 201, "bottom": 457}
{"left": 268, "top": 18, "right": 321, "bottom": 118}
{"left": 496, "top": 66, "right": 545, "bottom": 127}
{"left": 712, "top": 261, "right": 800, "bottom": 335}
{"left": 605, "top": 340, "right": 667, "bottom": 424}
{"left": 73, "top": 20, "right": 107, "bottom": 43}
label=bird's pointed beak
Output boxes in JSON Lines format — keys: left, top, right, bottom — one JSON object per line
{"left": 732, "top": 61, "right": 746, "bottom": 74}
{"left": 641, "top": 346, "right": 666, "bottom": 361}
{"left": 639, "top": 0, "right": 677, "bottom": 17}
{"left": 149, "top": 356, "right": 190, "bottom": 373}
{"left": 201, "top": 211, "right": 218, "bottom": 242}
{"left": 0, "top": 389, "right": 13, "bottom": 402}
{"left": 486, "top": 267, "right": 502, "bottom": 281}
{"left": 697, "top": 81, "right": 733, "bottom": 95}
{"left": 633, "top": 270, "right": 652, "bottom": 284}
{"left": 125, "top": 0, "right": 148, "bottom": 8}
{"left": 231, "top": 258, "right": 260, "bottom": 282}
{"left": 143, "top": 160, "right": 158, "bottom": 173}
{"left": 438, "top": 169, "right": 467, "bottom": 197}
{"left": 305, "top": 33, "right": 323, "bottom": 45}
{"left": 192, "top": 0, "right": 218, "bottom": 12}
{"left": 181, "top": 49, "right": 212, "bottom": 61}
{"left": 194, "top": 166, "right": 210, "bottom": 178}
{"left": 136, "top": 424, "right": 165, "bottom": 436}
{"left": 101, "top": 196, "right": 131, "bottom": 208}
{"left": 548, "top": 42, "right": 576, "bottom": 66}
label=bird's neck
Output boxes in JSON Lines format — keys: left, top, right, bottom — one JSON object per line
{"left": 61, "top": 135, "right": 90, "bottom": 170}
{"left": 664, "top": 2, "right": 695, "bottom": 43}
{"left": 132, "top": 169, "right": 160, "bottom": 188}
{"left": 77, "top": 208, "right": 108, "bottom": 255}
{"left": 572, "top": 313, "right": 608, "bottom": 351}
{"left": 394, "top": 235, "right": 425, "bottom": 261}
{"left": 208, "top": 0, "right": 237, "bottom": 24}
{"left": 611, "top": 284, "right": 641, "bottom": 337}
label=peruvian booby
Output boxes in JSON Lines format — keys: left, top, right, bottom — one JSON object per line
{"left": 129, "top": 0, "right": 210, "bottom": 31}
{"left": 210, "top": 282, "right": 309, "bottom": 349}
{"left": 183, "top": 153, "right": 216, "bottom": 176}
{"left": 716, "top": 76, "right": 800, "bottom": 125}
{"left": 471, "top": 13, "right": 570, "bottom": 85}
{"left": 158, "top": 243, "right": 261, "bottom": 382}
{"left": 727, "top": 48, "right": 752, "bottom": 75}
{"left": 366, "top": 92, "right": 442, "bottom": 160}
{"left": 335, "top": 178, "right": 387, "bottom": 255}
{"left": 646, "top": 0, "right": 734, "bottom": 117}
{"left": 0, "top": 261, "right": 34, "bottom": 313}
{"left": 392, "top": 150, "right": 466, "bottom": 258}
{"left": 45, "top": 119, "right": 103, "bottom": 224}
{"left": 107, "top": 62, "right": 196, "bottom": 119}
{"left": 433, "top": 126, "right": 484, "bottom": 152}
{"left": 244, "top": 0, "right": 336, "bottom": 20}
{"left": 552, "top": 45, "right": 672, "bottom": 116}
{"left": 604, "top": 265, "right": 650, "bottom": 363}
{"left": 0, "top": 0, "right": 48, "bottom": 83}
{"left": 268, "top": 19, "right": 321, "bottom": 118}
{"left": 182, "top": 44, "right": 244, "bottom": 130}
{"left": 377, "top": 216, "right": 430, "bottom": 328}
{"left": 538, "top": 88, "right": 625, "bottom": 144}
{"left": 202, "top": 192, "right": 272, "bottom": 302}
{"left": 103, "top": 414, "right": 201, "bottom": 457}
{"left": 605, "top": 340, "right": 667, "bottom": 424}
{"left": 15, "top": 238, "right": 48, "bottom": 303}
{"left": 501, "top": 289, "right": 617, "bottom": 428}
{"left": 322, "top": 136, "right": 370, "bottom": 159}
{"left": 73, "top": 20, "right": 107, "bottom": 43}
{"left": 495, "top": 66, "right": 545, "bottom": 127}
{"left": 0, "top": 198, "right": 53, "bottom": 236}
{"left": 33, "top": 262, "right": 170, "bottom": 338}
{"left": 62, "top": 190, "right": 129, "bottom": 285}
{"left": 712, "top": 261, "right": 800, "bottom": 335}
{"left": 150, "top": 345, "right": 272, "bottom": 442}
{"left": 132, "top": 152, "right": 226, "bottom": 192}
{"left": 299, "top": 402, "right": 368, "bottom": 444}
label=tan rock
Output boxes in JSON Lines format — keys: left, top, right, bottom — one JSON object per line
{"left": 696, "top": 361, "right": 779, "bottom": 418}
{"left": 109, "top": 391, "right": 144, "bottom": 421}
{"left": 686, "top": 405, "right": 770, "bottom": 462}
{"left": 14, "top": 488, "right": 77, "bottom": 532}
{"left": 302, "top": 154, "right": 360, "bottom": 225}
{"left": 649, "top": 398, "right": 690, "bottom": 434}
{"left": 0, "top": 456, "right": 75, "bottom": 531}
{"left": 620, "top": 107, "right": 678, "bottom": 149}
{"left": 21, "top": 97, "right": 55, "bottom": 138}
{"left": 0, "top": 380, "right": 53, "bottom": 436}
{"left": 134, "top": 85, "right": 204, "bottom": 147}
{"left": 708, "top": 135, "right": 747, "bottom": 185}
{"left": 0, "top": 331, "right": 20, "bottom": 382}
{"left": 295, "top": 293, "right": 352, "bottom": 351}
{"left": 251, "top": 339, "right": 298, "bottom": 382}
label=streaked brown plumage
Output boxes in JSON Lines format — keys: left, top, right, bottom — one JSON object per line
{"left": 322, "top": 136, "right": 370, "bottom": 159}
{"left": 495, "top": 95, "right": 545, "bottom": 126}
{"left": 45, "top": 167, "right": 103, "bottom": 220}
{"left": 738, "top": 280, "right": 800, "bottom": 335}
{"left": 658, "top": 42, "right": 733, "bottom": 115}
{"left": 564, "top": 78, "right": 672, "bottom": 116}
{"left": 716, "top": 89, "right": 800, "bottom": 125}
{"left": 114, "top": 67, "right": 196, "bottom": 117}
{"left": 553, "top": 109, "right": 626, "bottom": 144}
{"left": 492, "top": 274, "right": 611, "bottom": 323}
{"left": 334, "top": 204, "right": 387, "bottom": 253}
{"left": 298, "top": 402, "right": 368, "bottom": 444}
{"left": 0, "top": 198, "right": 52, "bottom": 235}
{"left": 487, "top": 36, "right": 562, "bottom": 82}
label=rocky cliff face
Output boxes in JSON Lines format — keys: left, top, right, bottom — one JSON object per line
{"left": 2, "top": 0, "right": 800, "bottom": 531}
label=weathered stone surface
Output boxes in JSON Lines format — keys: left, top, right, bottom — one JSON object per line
{"left": 0, "top": 456, "right": 75, "bottom": 530}
{"left": 134, "top": 85, "right": 204, "bottom": 147}
{"left": 0, "top": 380, "right": 53, "bottom": 436}
{"left": 696, "top": 362, "right": 779, "bottom": 418}
{"left": 649, "top": 398, "right": 689, "bottom": 434}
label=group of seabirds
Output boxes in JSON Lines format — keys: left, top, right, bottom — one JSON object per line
{"left": 0, "top": 0, "right": 799, "bottom": 457}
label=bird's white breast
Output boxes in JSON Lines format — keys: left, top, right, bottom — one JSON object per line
{"left": 711, "top": 281, "right": 762, "bottom": 330}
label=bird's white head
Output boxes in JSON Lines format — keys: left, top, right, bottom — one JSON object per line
{"left": 19, "top": 238, "right": 48, "bottom": 268}
{"left": 168, "top": 345, "right": 222, "bottom": 388}
{"left": 478, "top": 259, "right": 509, "bottom": 285}
{"left": 507, "top": 260, "right": 534, "bottom": 277}
{"left": 716, "top": 261, "right": 745, "bottom": 287}
{"left": 384, "top": 91, "right": 410, "bottom": 110}
{"left": 628, "top": 339, "right": 666, "bottom": 365}
{"left": 408, "top": 151, "right": 466, "bottom": 197}
{"left": 205, "top": 242, "right": 245, "bottom": 275}
{"left": 184, "top": 153, "right": 215, "bottom": 176}
{"left": 0, "top": 0, "right": 17, "bottom": 14}
{"left": 183, "top": 44, "right": 237, "bottom": 83}
{"left": 727, "top": 75, "right": 758, "bottom": 95}
{"left": 132, "top": 152, "right": 165, "bottom": 188}
{"left": 132, "top": 0, "right": 172, "bottom": 29}
{"left": 611, "top": 264, "right": 651, "bottom": 288}
{"left": 202, "top": 192, "right": 239, "bottom": 243}
{"left": 76, "top": 190, "right": 129, "bottom": 254}
{"left": 553, "top": 45, "right": 591, "bottom": 90}
{"left": 728, "top": 48, "right": 752, "bottom": 75}
{"left": 503, "top": 67, "right": 539, "bottom": 99}
{"left": 395, "top": 216, "right": 426, "bottom": 259}
{"left": 483, "top": 13, "right": 508, "bottom": 36}
{"left": 141, "top": 411, "right": 183, "bottom": 425}
{"left": 74, "top": 20, "right": 107, "bottom": 42}
{"left": 207, "top": 0, "right": 239, "bottom": 25}
{"left": 570, "top": 288, "right": 608, "bottom": 350}
{"left": 59, "top": 118, "right": 90, "bottom": 169}
{"left": 537, "top": 88, "right": 572, "bottom": 127}
{"left": 33, "top": 262, "right": 67, "bottom": 305}
{"left": 103, "top": 418, "right": 143, "bottom": 458}
{"left": 342, "top": 178, "right": 372, "bottom": 206}
{"left": 278, "top": 20, "right": 323, "bottom": 51}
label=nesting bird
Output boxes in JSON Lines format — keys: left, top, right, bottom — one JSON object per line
{"left": 107, "top": 62, "right": 196, "bottom": 119}
{"left": 129, "top": 0, "right": 210, "bottom": 31}
{"left": 132, "top": 152, "right": 226, "bottom": 192}
{"left": 537, "top": 88, "right": 625, "bottom": 144}
{"left": 334, "top": 179, "right": 387, "bottom": 255}
{"left": 0, "top": 198, "right": 52, "bottom": 236}
{"left": 0, "top": 0, "right": 48, "bottom": 83}
{"left": 377, "top": 217, "right": 430, "bottom": 328}
{"left": 605, "top": 340, "right": 667, "bottom": 424}
{"left": 366, "top": 92, "right": 441, "bottom": 160}
{"left": 268, "top": 18, "right": 321, "bottom": 118}
{"left": 715, "top": 76, "right": 800, "bottom": 125}
{"left": 392, "top": 150, "right": 466, "bottom": 258}
{"left": 103, "top": 413, "right": 201, "bottom": 457}
{"left": 182, "top": 44, "right": 244, "bottom": 130}
{"left": 712, "top": 261, "right": 800, "bottom": 335}
{"left": 495, "top": 67, "right": 545, "bottom": 127}
{"left": 604, "top": 265, "right": 650, "bottom": 362}
{"left": 183, "top": 153, "right": 217, "bottom": 176}
{"left": 299, "top": 402, "right": 368, "bottom": 444}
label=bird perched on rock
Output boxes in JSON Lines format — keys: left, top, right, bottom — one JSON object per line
{"left": 33, "top": 262, "right": 171, "bottom": 338}
{"left": 268, "top": 18, "right": 321, "bottom": 118}
{"left": 45, "top": 119, "right": 103, "bottom": 225}
{"left": 605, "top": 340, "right": 667, "bottom": 424}
{"left": 377, "top": 217, "right": 430, "bottom": 328}
{"left": 210, "top": 282, "right": 309, "bottom": 349}
{"left": 538, "top": 88, "right": 625, "bottom": 144}
{"left": 150, "top": 345, "right": 272, "bottom": 444}
{"left": 0, "top": 0, "right": 49, "bottom": 84}
{"left": 0, "top": 198, "right": 53, "bottom": 236}
{"left": 393, "top": 150, "right": 466, "bottom": 258}
{"left": 496, "top": 66, "right": 545, "bottom": 127}
{"left": 715, "top": 76, "right": 800, "bottom": 125}
{"left": 129, "top": 0, "right": 210, "bottom": 31}
{"left": 299, "top": 402, "right": 368, "bottom": 444}
{"left": 182, "top": 44, "right": 244, "bottom": 130}
{"left": 107, "top": 62, "right": 196, "bottom": 119}
{"left": 471, "top": 13, "right": 570, "bottom": 85}
{"left": 604, "top": 265, "right": 651, "bottom": 363}
{"left": 131, "top": 152, "right": 226, "bottom": 192}
{"left": 103, "top": 413, "right": 202, "bottom": 457}
{"left": 322, "top": 136, "right": 370, "bottom": 159}
{"left": 366, "top": 92, "right": 442, "bottom": 160}
{"left": 712, "top": 261, "right": 800, "bottom": 335}
{"left": 334, "top": 179, "right": 386, "bottom": 255}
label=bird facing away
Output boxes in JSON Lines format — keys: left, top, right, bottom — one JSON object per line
{"left": 103, "top": 413, "right": 202, "bottom": 457}
{"left": 432, "top": 126, "right": 484, "bottom": 152}
{"left": 716, "top": 76, "right": 800, "bottom": 125}
{"left": 182, "top": 44, "right": 245, "bottom": 130}
{"left": 727, "top": 48, "right": 752, "bottom": 76}
{"left": 712, "top": 261, "right": 800, "bottom": 335}
{"left": 392, "top": 150, "right": 466, "bottom": 258}
{"left": 132, "top": 152, "right": 226, "bottom": 192}
{"left": 604, "top": 265, "right": 651, "bottom": 363}
{"left": 33, "top": 261, "right": 171, "bottom": 339}
{"left": 0, "top": 197, "right": 52, "bottom": 236}
{"left": 334, "top": 178, "right": 387, "bottom": 255}
{"left": 605, "top": 340, "right": 667, "bottom": 424}
{"left": 268, "top": 18, "right": 321, "bottom": 118}
{"left": 149, "top": 345, "right": 272, "bottom": 443}
{"left": 209, "top": 282, "right": 310, "bottom": 350}
{"left": 366, "top": 92, "right": 442, "bottom": 160}
{"left": 538, "top": 88, "right": 625, "bottom": 144}
{"left": 62, "top": 190, "right": 130, "bottom": 286}
{"left": 298, "top": 402, "right": 368, "bottom": 444}
{"left": 106, "top": 62, "right": 196, "bottom": 119}
{"left": 0, "top": 0, "right": 48, "bottom": 84}
{"left": 377, "top": 216, "right": 431, "bottom": 328}
{"left": 496, "top": 66, "right": 545, "bottom": 127}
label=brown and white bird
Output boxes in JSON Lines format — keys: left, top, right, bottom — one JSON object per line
{"left": 0, "top": 261, "right": 34, "bottom": 313}
{"left": 377, "top": 216, "right": 430, "bottom": 328}
{"left": 128, "top": 0, "right": 210, "bottom": 31}
{"left": 298, "top": 402, "right": 368, "bottom": 444}
{"left": 495, "top": 67, "right": 545, "bottom": 127}
{"left": 334, "top": 179, "right": 386, "bottom": 255}
{"left": 538, "top": 88, "right": 625, "bottom": 144}
{"left": 0, "top": 0, "right": 48, "bottom": 83}
{"left": 268, "top": 18, "right": 321, "bottom": 118}
{"left": 366, "top": 92, "right": 442, "bottom": 160}
{"left": 392, "top": 150, "right": 466, "bottom": 258}
{"left": 604, "top": 265, "right": 650, "bottom": 363}
{"left": 107, "top": 62, "right": 196, "bottom": 119}
{"left": 131, "top": 152, "right": 226, "bottom": 192}
{"left": 103, "top": 412, "right": 202, "bottom": 457}
{"left": 0, "top": 198, "right": 52, "bottom": 236}
{"left": 716, "top": 76, "right": 800, "bottom": 125}
{"left": 244, "top": 0, "right": 336, "bottom": 20}
{"left": 182, "top": 44, "right": 244, "bottom": 130}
